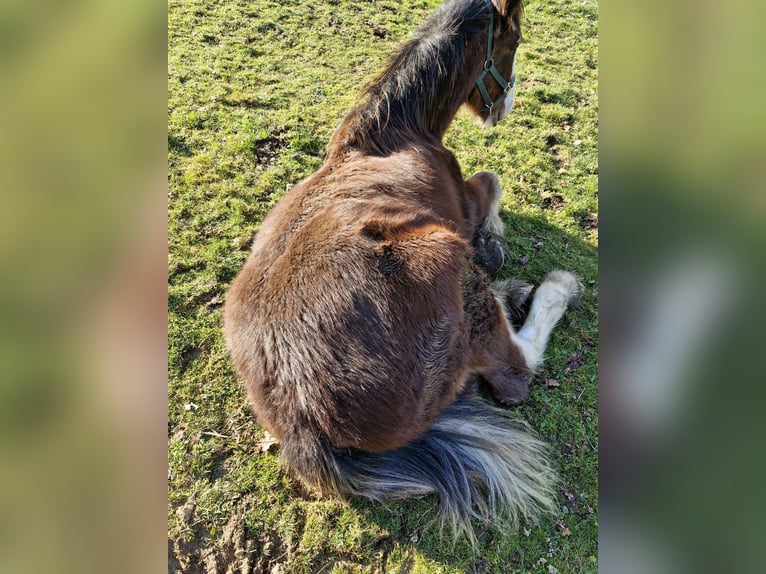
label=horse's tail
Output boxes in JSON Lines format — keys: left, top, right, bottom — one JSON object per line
{"left": 279, "top": 393, "right": 557, "bottom": 542}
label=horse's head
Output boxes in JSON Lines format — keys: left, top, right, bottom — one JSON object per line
{"left": 465, "top": 0, "right": 523, "bottom": 128}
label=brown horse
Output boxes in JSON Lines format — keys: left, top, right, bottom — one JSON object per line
{"left": 224, "top": 0, "right": 581, "bottom": 541}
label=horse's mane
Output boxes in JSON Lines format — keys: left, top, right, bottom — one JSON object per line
{"left": 329, "top": 0, "right": 523, "bottom": 157}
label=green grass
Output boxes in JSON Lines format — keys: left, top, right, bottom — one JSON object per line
{"left": 168, "top": 0, "right": 597, "bottom": 572}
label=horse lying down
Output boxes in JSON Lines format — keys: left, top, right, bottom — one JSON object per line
{"left": 224, "top": 0, "right": 581, "bottom": 541}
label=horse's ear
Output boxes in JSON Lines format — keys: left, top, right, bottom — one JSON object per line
{"left": 491, "top": 0, "right": 522, "bottom": 17}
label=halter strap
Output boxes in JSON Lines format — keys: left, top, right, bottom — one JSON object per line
{"left": 475, "top": 0, "right": 516, "bottom": 112}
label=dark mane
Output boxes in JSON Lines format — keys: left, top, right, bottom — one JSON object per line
{"left": 328, "top": 0, "right": 523, "bottom": 157}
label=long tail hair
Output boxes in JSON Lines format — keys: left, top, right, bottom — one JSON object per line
{"left": 279, "top": 393, "right": 557, "bottom": 543}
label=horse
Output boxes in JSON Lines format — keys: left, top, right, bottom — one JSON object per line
{"left": 224, "top": 0, "right": 581, "bottom": 541}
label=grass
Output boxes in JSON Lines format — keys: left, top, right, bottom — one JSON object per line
{"left": 168, "top": 0, "right": 598, "bottom": 572}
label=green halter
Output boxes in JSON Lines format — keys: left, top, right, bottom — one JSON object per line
{"left": 474, "top": 0, "right": 516, "bottom": 112}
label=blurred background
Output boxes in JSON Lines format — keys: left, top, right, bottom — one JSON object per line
{"left": 0, "top": 0, "right": 763, "bottom": 572}
{"left": 0, "top": 1, "right": 166, "bottom": 573}
{"left": 601, "top": 0, "right": 766, "bottom": 571}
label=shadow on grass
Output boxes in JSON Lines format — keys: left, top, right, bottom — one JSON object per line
{"left": 169, "top": 213, "right": 596, "bottom": 573}
{"left": 302, "top": 214, "right": 596, "bottom": 571}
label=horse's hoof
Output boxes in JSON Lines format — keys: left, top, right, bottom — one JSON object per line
{"left": 491, "top": 279, "right": 534, "bottom": 327}
{"left": 473, "top": 232, "right": 507, "bottom": 278}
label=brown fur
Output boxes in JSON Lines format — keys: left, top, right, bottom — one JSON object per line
{"left": 224, "top": 146, "right": 531, "bottom": 453}
{"left": 224, "top": 0, "right": 537, "bottom": 502}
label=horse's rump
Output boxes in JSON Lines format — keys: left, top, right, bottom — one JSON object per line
{"left": 226, "top": 196, "right": 475, "bottom": 452}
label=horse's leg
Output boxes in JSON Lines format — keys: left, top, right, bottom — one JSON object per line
{"left": 465, "top": 171, "right": 507, "bottom": 277}
{"left": 468, "top": 269, "right": 582, "bottom": 404}
{"left": 513, "top": 270, "right": 583, "bottom": 369}
{"left": 466, "top": 170, "right": 505, "bottom": 236}
{"left": 492, "top": 278, "right": 534, "bottom": 328}
{"left": 472, "top": 225, "right": 506, "bottom": 278}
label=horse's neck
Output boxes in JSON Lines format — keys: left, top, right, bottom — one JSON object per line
{"left": 328, "top": 34, "right": 484, "bottom": 157}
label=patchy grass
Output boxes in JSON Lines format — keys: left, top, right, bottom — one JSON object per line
{"left": 168, "top": 0, "right": 597, "bottom": 572}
